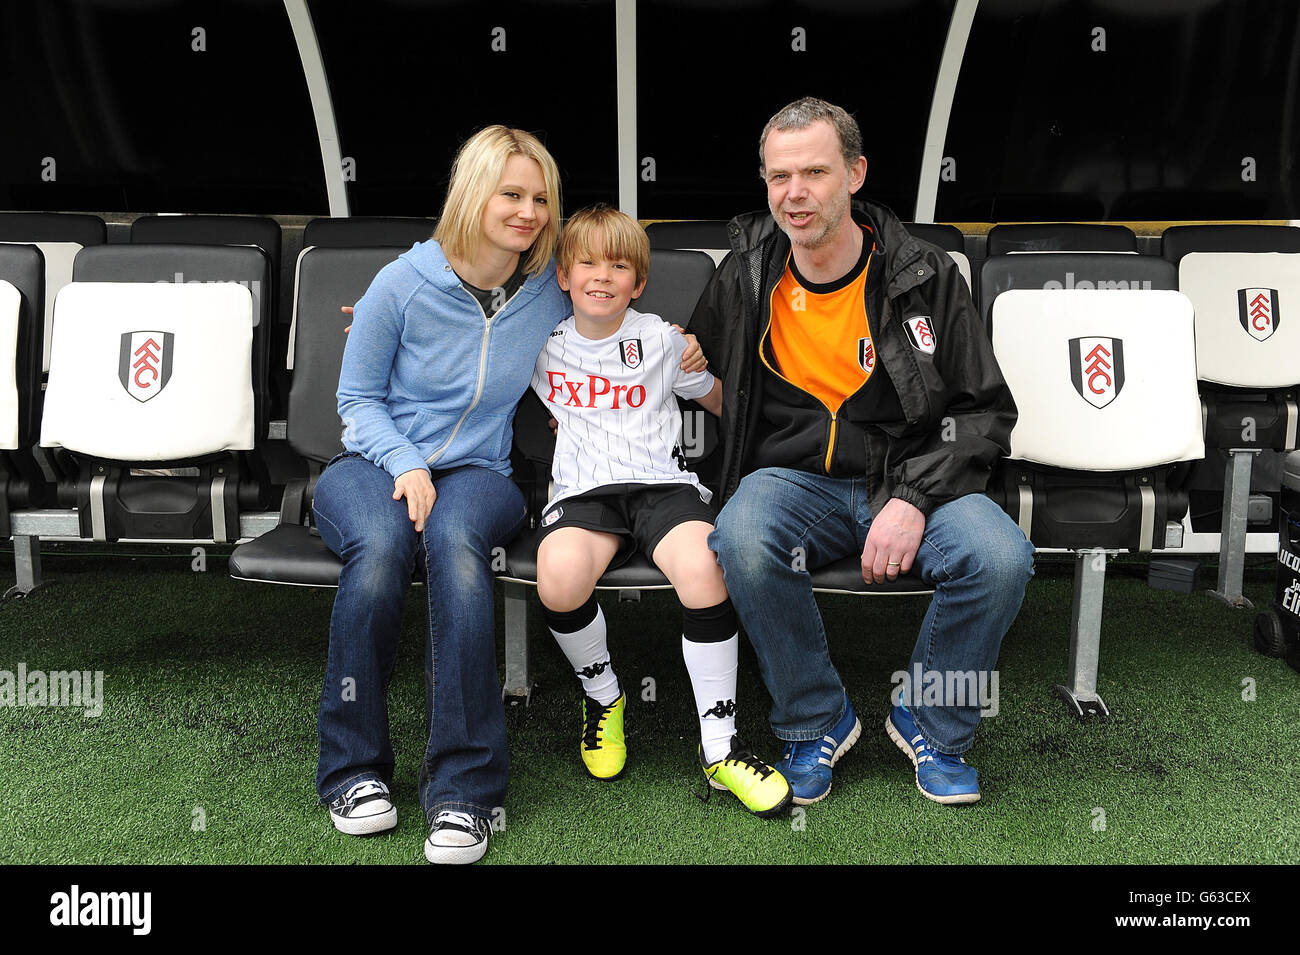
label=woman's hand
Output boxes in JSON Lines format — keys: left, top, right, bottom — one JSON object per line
{"left": 394, "top": 468, "right": 436, "bottom": 532}
{"left": 342, "top": 304, "right": 354, "bottom": 333}
{"left": 672, "top": 326, "right": 708, "bottom": 373}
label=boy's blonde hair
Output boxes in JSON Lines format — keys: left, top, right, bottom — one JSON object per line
{"left": 556, "top": 205, "right": 651, "bottom": 287}
{"left": 433, "top": 125, "right": 563, "bottom": 276}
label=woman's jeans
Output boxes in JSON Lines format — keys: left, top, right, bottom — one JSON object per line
{"left": 312, "top": 454, "right": 527, "bottom": 823}
{"left": 709, "top": 467, "right": 1035, "bottom": 755}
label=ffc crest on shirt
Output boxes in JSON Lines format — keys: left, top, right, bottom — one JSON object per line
{"left": 619, "top": 338, "right": 643, "bottom": 369}
{"left": 857, "top": 337, "right": 876, "bottom": 374}
{"left": 1238, "top": 288, "right": 1280, "bottom": 342}
{"left": 903, "top": 316, "right": 936, "bottom": 355}
{"left": 1068, "top": 336, "right": 1124, "bottom": 409}
{"left": 118, "top": 330, "right": 174, "bottom": 403}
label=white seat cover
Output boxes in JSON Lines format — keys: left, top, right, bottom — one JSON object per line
{"left": 992, "top": 289, "right": 1204, "bottom": 470}
{"left": 1179, "top": 252, "right": 1300, "bottom": 388}
{"left": 0, "top": 281, "right": 19, "bottom": 450}
{"left": 41, "top": 282, "right": 254, "bottom": 459}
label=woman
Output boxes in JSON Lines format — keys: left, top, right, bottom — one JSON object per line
{"left": 312, "top": 125, "right": 703, "bottom": 865}
{"left": 313, "top": 126, "right": 568, "bottom": 866}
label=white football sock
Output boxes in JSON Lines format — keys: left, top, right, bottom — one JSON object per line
{"left": 549, "top": 604, "right": 620, "bottom": 705}
{"left": 682, "top": 632, "right": 738, "bottom": 764}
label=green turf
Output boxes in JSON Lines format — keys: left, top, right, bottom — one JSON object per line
{"left": 0, "top": 547, "right": 1296, "bottom": 864}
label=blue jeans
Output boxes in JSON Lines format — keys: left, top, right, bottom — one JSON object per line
{"left": 709, "top": 467, "right": 1034, "bottom": 754}
{"left": 312, "top": 454, "right": 528, "bottom": 823}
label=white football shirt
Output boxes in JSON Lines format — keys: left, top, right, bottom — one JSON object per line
{"left": 530, "top": 307, "right": 717, "bottom": 507}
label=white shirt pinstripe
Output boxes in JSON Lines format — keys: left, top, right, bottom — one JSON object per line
{"left": 530, "top": 307, "right": 717, "bottom": 508}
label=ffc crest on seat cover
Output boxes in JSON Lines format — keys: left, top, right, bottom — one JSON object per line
{"left": 119, "top": 331, "right": 174, "bottom": 402}
{"left": 1069, "top": 337, "right": 1124, "bottom": 409}
{"left": 1238, "top": 288, "right": 1279, "bottom": 341}
{"left": 619, "top": 338, "right": 642, "bottom": 368}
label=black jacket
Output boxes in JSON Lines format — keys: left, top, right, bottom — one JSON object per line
{"left": 688, "top": 199, "right": 1017, "bottom": 514}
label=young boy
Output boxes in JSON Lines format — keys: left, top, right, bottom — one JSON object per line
{"left": 531, "top": 205, "right": 791, "bottom": 817}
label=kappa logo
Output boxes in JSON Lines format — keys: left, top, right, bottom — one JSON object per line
{"left": 118, "top": 331, "right": 174, "bottom": 403}
{"left": 1238, "top": 288, "right": 1280, "bottom": 342}
{"left": 857, "top": 337, "right": 876, "bottom": 374}
{"left": 576, "top": 660, "right": 609, "bottom": 680}
{"left": 541, "top": 506, "right": 563, "bottom": 527}
{"left": 1069, "top": 337, "right": 1125, "bottom": 409}
{"left": 701, "top": 698, "right": 737, "bottom": 719}
{"left": 903, "top": 316, "right": 936, "bottom": 355}
{"left": 619, "top": 338, "right": 643, "bottom": 369}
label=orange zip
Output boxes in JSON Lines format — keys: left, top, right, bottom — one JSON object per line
{"left": 824, "top": 414, "right": 837, "bottom": 474}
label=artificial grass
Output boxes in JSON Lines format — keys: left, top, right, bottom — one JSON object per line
{"left": 0, "top": 548, "right": 1296, "bottom": 865}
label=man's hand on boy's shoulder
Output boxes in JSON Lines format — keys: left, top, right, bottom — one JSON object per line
{"left": 670, "top": 324, "right": 708, "bottom": 374}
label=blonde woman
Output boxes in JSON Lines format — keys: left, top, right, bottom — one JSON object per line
{"left": 315, "top": 127, "right": 568, "bottom": 865}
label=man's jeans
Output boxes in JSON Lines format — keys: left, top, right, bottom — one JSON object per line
{"left": 709, "top": 467, "right": 1034, "bottom": 754}
{"left": 312, "top": 454, "right": 527, "bottom": 823}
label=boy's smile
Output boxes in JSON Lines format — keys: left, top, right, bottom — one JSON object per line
{"left": 558, "top": 253, "right": 647, "bottom": 338}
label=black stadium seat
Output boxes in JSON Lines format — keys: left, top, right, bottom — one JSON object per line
{"left": 29, "top": 244, "right": 277, "bottom": 546}
{"left": 0, "top": 213, "right": 107, "bottom": 376}
{"left": 1161, "top": 224, "right": 1300, "bottom": 263}
{"left": 0, "top": 212, "right": 106, "bottom": 247}
{"left": 903, "top": 222, "right": 965, "bottom": 253}
{"left": 645, "top": 220, "right": 730, "bottom": 250}
{"left": 228, "top": 246, "right": 407, "bottom": 587}
{"left": 131, "top": 215, "right": 287, "bottom": 413}
{"left": 1165, "top": 225, "right": 1300, "bottom": 606}
{"left": 989, "top": 286, "right": 1204, "bottom": 716}
{"left": 986, "top": 223, "right": 1136, "bottom": 256}
{"left": 303, "top": 216, "right": 436, "bottom": 249}
{"left": 978, "top": 251, "right": 1176, "bottom": 327}
{"left": 0, "top": 244, "right": 48, "bottom": 542}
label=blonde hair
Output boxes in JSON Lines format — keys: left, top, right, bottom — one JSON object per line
{"left": 556, "top": 205, "right": 651, "bottom": 287}
{"left": 433, "top": 126, "right": 563, "bottom": 276}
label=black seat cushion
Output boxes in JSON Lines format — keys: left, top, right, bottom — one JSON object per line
{"left": 232, "top": 522, "right": 930, "bottom": 595}
{"left": 229, "top": 523, "right": 344, "bottom": 587}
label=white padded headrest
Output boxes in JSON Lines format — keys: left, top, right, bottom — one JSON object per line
{"left": 1179, "top": 252, "right": 1300, "bottom": 388}
{"left": 992, "top": 289, "right": 1204, "bottom": 470}
{"left": 0, "top": 240, "right": 81, "bottom": 374}
{"left": 0, "top": 281, "right": 19, "bottom": 450}
{"left": 41, "top": 282, "right": 254, "bottom": 460}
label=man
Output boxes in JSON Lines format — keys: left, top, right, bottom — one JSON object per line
{"left": 692, "top": 97, "right": 1035, "bottom": 806}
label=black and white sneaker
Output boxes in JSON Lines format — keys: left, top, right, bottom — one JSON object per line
{"left": 327, "top": 779, "right": 397, "bottom": 836}
{"left": 424, "top": 810, "right": 490, "bottom": 864}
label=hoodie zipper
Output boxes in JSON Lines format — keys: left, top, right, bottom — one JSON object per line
{"left": 424, "top": 282, "right": 524, "bottom": 466}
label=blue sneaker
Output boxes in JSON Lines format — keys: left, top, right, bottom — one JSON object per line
{"left": 776, "top": 698, "right": 862, "bottom": 805}
{"left": 885, "top": 703, "right": 981, "bottom": 805}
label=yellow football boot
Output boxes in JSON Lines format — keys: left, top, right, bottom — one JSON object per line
{"left": 701, "top": 736, "right": 793, "bottom": 817}
{"left": 580, "top": 693, "right": 627, "bottom": 780}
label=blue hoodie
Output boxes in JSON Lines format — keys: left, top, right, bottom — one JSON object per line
{"left": 337, "top": 238, "right": 570, "bottom": 479}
